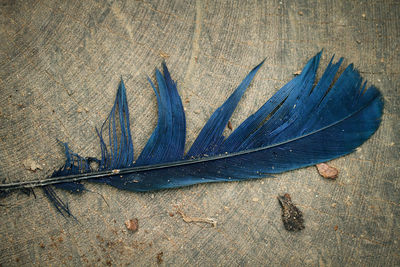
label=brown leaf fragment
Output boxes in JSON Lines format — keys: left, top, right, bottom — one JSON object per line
{"left": 277, "top": 193, "right": 304, "bottom": 232}
{"left": 125, "top": 218, "right": 139, "bottom": 232}
{"left": 316, "top": 163, "right": 338, "bottom": 179}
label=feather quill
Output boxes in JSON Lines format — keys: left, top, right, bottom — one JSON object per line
{"left": 0, "top": 52, "right": 383, "bottom": 216}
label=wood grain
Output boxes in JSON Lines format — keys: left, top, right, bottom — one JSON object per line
{"left": 0, "top": 0, "right": 399, "bottom": 266}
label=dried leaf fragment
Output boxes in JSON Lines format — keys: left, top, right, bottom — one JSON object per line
{"left": 277, "top": 193, "right": 304, "bottom": 232}
{"left": 316, "top": 163, "right": 338, "bottom": 179}
{"left": 125, "top": 218, "right": 139, "bottom": 232}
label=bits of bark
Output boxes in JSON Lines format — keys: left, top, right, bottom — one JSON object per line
{"left": 316, "top": 163, "right": 338, "bottom": 179}
{"left": 125, "top": 218, "right": 139, "bottom": 232}
{"left": 277, "top": 193, "right": 305, "bottom": 232}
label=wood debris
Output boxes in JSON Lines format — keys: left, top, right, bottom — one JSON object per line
{"left": 177, "top": 210, "right": 217, "bottom": 227}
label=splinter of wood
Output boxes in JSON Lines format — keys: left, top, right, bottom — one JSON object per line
{"left": 177, "top": 210, "right": 217, "bottom": 227}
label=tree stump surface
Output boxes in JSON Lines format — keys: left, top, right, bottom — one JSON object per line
{"left": 0, "top": 0, "right": 399, "bottom": 266}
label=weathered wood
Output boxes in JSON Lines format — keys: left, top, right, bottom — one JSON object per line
{"left": 0, "top": 0, "right": 399, "bottom": 265}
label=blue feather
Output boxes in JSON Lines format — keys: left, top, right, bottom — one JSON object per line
{"left": 0, "top": 52, "right": 383, "bottom": 216}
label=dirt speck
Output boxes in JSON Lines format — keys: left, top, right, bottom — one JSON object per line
{"left": 316, "top": 163, "right": 338, "bottom": 179}
{"left": 157, "top": 252, "right": 164, "bottom": 264}
{"left": 277, "top": 193, "right": 304, "bottom": 232}
{"left": 227, "top": 121, "right": 233, "bottom": 131}
{"left": 106, "top": 259, "right": 112, "bottom": 266}
{"left": 96, "top": 234, "right": 104, "bottom": 242}
{"left": 39, "top": 242, "right": 45, "bottom": 248}
{"left": 125, "top": 218, "right": 139, "bottom": 232}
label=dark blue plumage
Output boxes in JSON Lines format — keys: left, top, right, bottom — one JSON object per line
{"left": 0, "top": 52, "right": 383, "bottom": 216}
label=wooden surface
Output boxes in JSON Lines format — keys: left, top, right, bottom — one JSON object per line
{"left": 0, "top": 0, "right": 399, "bottom": 266}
